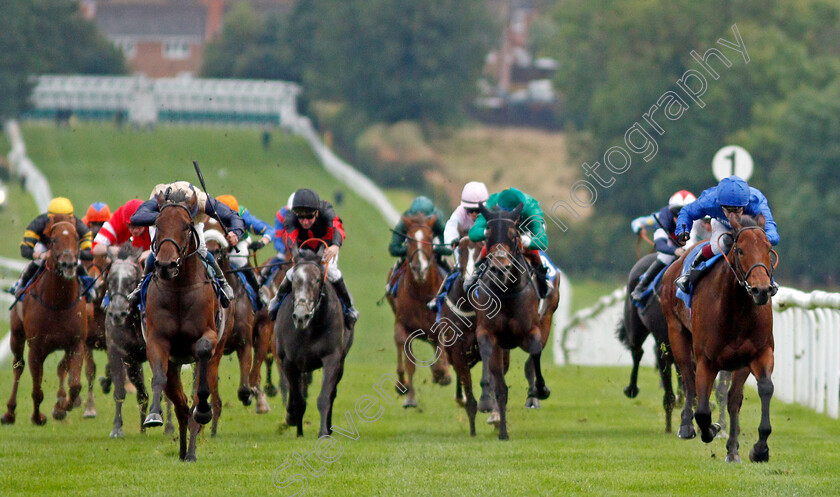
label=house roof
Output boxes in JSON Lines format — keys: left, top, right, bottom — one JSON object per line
{"left": 95, "top": 3, "right": 207, "bottom": 40}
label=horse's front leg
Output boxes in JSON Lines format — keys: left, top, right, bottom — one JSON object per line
{"left": 192, "top": 333, "right": 217, "bottom": 425}
{"left": 108, "top": 345, "right": 128, "bottom": 438}
{"left": 83, "top": 344, "right": 97, "bottom": 417}
{"left": 478, "top": 354, "right": 496, "bottom": 413}
{"left": 479, "top": 331, "right": 508, "bottom": 440}
{"left": 143, "top": 338, "right": 170, "bottom": 427}
{"left": 317, "top": 353, "right": 345, "bottom": 437}
{"left": 725, "top": 367, "right": 749, "bottom": 462}
{"left": 749, "top": 349, "right": 774, "bottom": 463}
{"left": 283, "top": 361, "right": 306, "bottom": 437}
{"left": 208, "top": 345, "right": 224, "bottom": 437}
{"left": 236, "top": 341, "right": 254, "bottom": 407}
{"left": 29, "top": 347, "right": 48, "bottom": 425}
{"left": 55, "top": 342, "right": 84, "bottom": 418}
{"left": 163, "top": 364, "right": 191, "bottom": 461}
{"left": 655, "top": 341, "right": 676, "bottom": 433}
{"left": 395, "top": 323, "right": 417, "bottom": 408}
{"left": 668, "top": 323, "right": 696, "bottom": 439}
{"left": 1, "top": 322, "right": 26, "bottom": 425}
{"left": 394, "top": 323, "right": 408, "bottom": 397}
{"left": 526, "top": 327, "right": 550, "bottom": 401}
{"left": 694, "top": 357, "right": 720, "bottom": 443}
{"left": 125, "top": 359, "right": 148, "bottom": 435}
{"left": 715, "top": 370, "right": 732, "bottom": 435}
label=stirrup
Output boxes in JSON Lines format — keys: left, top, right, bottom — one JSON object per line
{"left": 344, "top": 307, "right": 359, "bottom": 326}
{"left": 675, "top": 275, "right": 690, "bottom": 293}
{"left": 426, "top": 298, "right": 438, "bottom": 312}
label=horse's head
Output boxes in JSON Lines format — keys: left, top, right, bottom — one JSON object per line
{"left": 480, "top": 202, "right": 526, "bottom": 288}
{"left": 727, "top": 215, "right": 778, "bottom": 305}
{"left": 404, "top": 213, "right": 436, "bottom": 283}
{"left": 289, "top": 246, "right": 325, "bottom": 330}
{"left": 458, "top": 235, "right": 484, "bottom": 282}
{"left": 105, "top": 245, "right": 143, "bottom": 326}
{"left": 152, "top": 192, "right": 197, "bottom": 280}
{"left": 203, "top": 220, "right": 229, "bottom": 266}
{"left": 45, "top": 214, "right": 80, "bottom": 280}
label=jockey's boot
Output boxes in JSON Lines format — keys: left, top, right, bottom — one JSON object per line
{"left": 204, "top": 254, "right": 233, "bottom": 308}
{"left": 241, "top": 267, "right": 266, "bottom": 309}
{"left": 128, "top": 255, "right": 155, "bottom": 309}
{"left": 631, "top": 259, "right": 668, "bottom": 303}
{"left": 268, "top": 276, "right": 291, "bottom": 321}
{"left": 534, "top": 263, "right": 550, "bottom": 299}
{"left": 333, "top": 277, "right": 359, "bottom": 326}
{"left": 675, "top": 255, "right": 706, "bottom": 293}
{"left": 12, "top": 261, "right": 40, "bottom": 299}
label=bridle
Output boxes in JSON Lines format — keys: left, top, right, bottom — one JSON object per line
{"left": 292, "top": 259, "right": 326, "bottom": 316}
{"left": 718, "top": 225, "right": 779, "bottom": 293}
{"left": 482, "top": 216, "right": 532, "bottom": 295}
{"left": 152, "top": 203, "right": 200, "bottom": 269}
{"left": 45, "top": 220, "right": 79, "bottom": 276}
{"left": 405, "top": 223, "right": 436, "bottom": 279}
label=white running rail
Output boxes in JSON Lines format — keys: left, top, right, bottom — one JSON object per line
{"left": 559, "top": 285, "right": 840, "bottom": 418}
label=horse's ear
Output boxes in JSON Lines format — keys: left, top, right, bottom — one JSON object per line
{"left": 730, "top": 214, "right": 743, "bottom": 231}
{"left": 316, "top": 245, "right": 326, "bottom": 258}
{"left": 755, "top": 213, "right": 766, "bottom": 229}
{"left": 187, "top": 194, "right": 197, "bottom": 209}
{"left": 511, "top": 203, "right": 524, "bottom": 220}
{"left": 401, "top": 215, "right": 411, "bottom": 228}
{"left": 478, "top": 202, "right": 491, "bottom": 218}
{"left": 155, "top": 192, "right": 166, "bottom": 207}
{"left": 428, "top": 214, "right": 437, "bottom": 227}
{"left": 290, "top": 243, "right": 300, "bottom": 262}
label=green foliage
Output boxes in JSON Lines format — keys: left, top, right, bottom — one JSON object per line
{"left": 545, "top": 0, "right": 840, "bottom": 285}
{"left": 0, "top": 0, "right": 125, "bottom": 119}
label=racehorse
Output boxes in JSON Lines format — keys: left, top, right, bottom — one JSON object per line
{"left": 2, "top": 214, "right": 88, "bottom": 425}
{"left": 204, "top": 221, "right": 258, "bottom": 434}
{"left": 661, "top": 215, "right": 777, "bottom": 462}
{"left": 619, "top": 253, "right": 731, "bottom": 434}
{"left": 103, "top": 244, "right": 173, "bottom": 437}
{"left": 142, "top": 192, "right": 228, "bottom": 461}
{"left": 389, "top": 212, "right": 451, "bottom": 408}
{"left": 79, "top": 252, "right": 109, "bottom": 418}
{"left": 274, "top": 243, "right": 353, "bottom": 437}
{"left": 474, "top": 203, "right": 550, "bottom": 440}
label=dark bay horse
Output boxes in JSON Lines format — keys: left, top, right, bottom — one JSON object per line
{"left": 143, "top": 193, "right": 228, "bottom": 461}
{"left": 274, "top": 245, "right": 353, "bottom": 437}
{"left": 389, "top": 212, "right": 450, "bottom": 408}
{"left": 204, "top": 222, "right": 258, "bottom": 434}
{"left": 103, "top": 244, "right": 173, "bottom": 437}
{"left": 661, "top": 215, "right": 776, "bottom": 462}
{"left": 3, "top": 214, "right": 88, "bottom": 425}
{"left": 474, "top": 204, "right": 550, "bottom": 440}
{"left": 620, "top": 253, "right": 730, "bottom": 434}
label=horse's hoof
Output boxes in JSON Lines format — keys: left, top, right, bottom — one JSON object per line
{"left": 498, "top": 432, "right": 509, "bottom": 441}
{"left": 83, "top": 407, "right": 97, "bottom": 418}
{"left": 715, "top": 428, "right": 729, "bottom": 440}
{"left": 285, "top": 412, "right": 295, "bottom": 426}
{"left": 477, "top": 397, "right": 496, "bottom": 413}
{"left": 193, "top": 408, "right": 213, "bottom": 425}
{"left": 72, "top": 396, "right": 82, "bottom": 408}
{"left": 749, "top": 445, "right": 770, "bottom": 463}
{"left": 529, "top": 385, "right": 551, "bottom": 400}
{"left": 436, "top": 374, "right": 452, "bottom": 387}
{"left": 725, "top": 453, "right": 741, "bottom": 463}
{"left": 99, "top": 376, "right": 112, "bottom": 394}
{"left": 486, "top": 411, "right": 500, "bottom": 425}
{"left": 678, "top": 425, "right": 696, "bottom": 439}
{"left": 125, "top": 382, "right": 137, "bottom": 394}
{"left": 396, "top": 384, "right": 407, "bottom": 396}
{"left": 402, "top": 398, "right": 418, "bottom": 408}
{"left": 455, "top": 394, "right": 466, "bottom": 407}
{"left": 525, "top": 397, "right": 541, "bottom": 409}
{"left": 110, "top": 428, "right": 125, "bottom": 438}
{"left": 264, "top": 384, "right": 278, "bottom": 397}
{"left": 183, "top": 454, "right": 197, "bottom": 463}
{"left": 143, "top": 413, "right": 163, "bottom": 428}
{"left": 256, "top": 393, "right": 271, "bottom": 414}
{"left": 32, "top": 413, "right": 47, "bottom": 425}
{"left": 238, "top": 388, "right": 253, "bottom": 406}
{"left": 0, "top": 413, "right": 15, "bottom": 425}
{"left": 701, "top": 423, "right": 721, "bottom": 444}
{"left": 623, "top": 385, "right": 640, "bottom": 398}
{"left": 52, "top": 407, "right": 67, "bottom": 421}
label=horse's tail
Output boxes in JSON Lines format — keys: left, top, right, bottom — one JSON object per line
{"left": 616, "top": 317, "right": 631, "bottom": 349}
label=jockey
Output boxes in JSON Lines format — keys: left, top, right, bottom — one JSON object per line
{"left": 386, "top": 196, "right": 452, "bottom": 293}
{"left": 630, "top": 190, "right": 701, "bottom": 302}
{"left": 443, "top": 181, "right": 490, "bottom": 250}
{"left": 216, "top": 194, "right": 273, "bottom": 309}
{"left": 267, "top": 188, "right": 358, "bottom": 325}
{"left": 92, "top": 198, "right": 152, "bottom": 258}
{"left": 11, "top": 197, "right": 94, "bottom": 298}
{"left": 465, "top": 187, "right": 551, "bottom": 299}
{"left": 82, "top": 202, "right": 112, "bottom": 240}
{"left": 259, "top": 193, "right": 295, "bottom": 286}
{"left": 128, "top": 181, "right": 246, "bottom": 308}
{"left": 674, "top": 176, "right": 780, "bottom": 293}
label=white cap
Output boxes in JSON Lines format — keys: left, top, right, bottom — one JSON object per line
{"left": 460, "top": 181, "right": 489, "bottom": 209}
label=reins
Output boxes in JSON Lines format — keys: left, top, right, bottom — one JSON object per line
{"left": 718, "top": 225, "right": 780, "bottom": 292}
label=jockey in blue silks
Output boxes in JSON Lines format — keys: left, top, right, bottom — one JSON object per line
{"left": 629, "top": 190, "right": 702, "bottom": 303}
{"left": 674, "top": 176, "right": 780, "bottom": 293}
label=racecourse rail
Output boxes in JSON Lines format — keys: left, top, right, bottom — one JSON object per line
{"left": 561, "top": 285, "right": 840, "bottom": 419}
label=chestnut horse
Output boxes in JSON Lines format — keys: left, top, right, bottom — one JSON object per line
{"left": 389, "top": 212, "right": 451, "bottom": 408}
{"left": 142, "top": 193, "right": 228, "bottom": 461}
{"left": 619, "top": 253, "right": 731, "bottom": 434}
{"left": 2, "top": 214, "right": 88, "bottom": 425}
{"left": 474, "top": 204, "right": 550, "bottom": 440}
{"left": 661, "top": 215, "right": 776, "bottom": 462}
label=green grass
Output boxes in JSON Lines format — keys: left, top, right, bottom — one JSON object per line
{"left": 1, "top": 123, "right": 839, "bottom": 497}
{"left": 569, "top": 277, "right": 624, "bottom": 313}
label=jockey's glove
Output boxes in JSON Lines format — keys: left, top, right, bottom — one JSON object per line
{"left": 249, "top": 239, "right": 266, "bottom": 251}
{"left": 520, "top": 233, "right": 532, "bottom": 248}
{"left": 677, "top": 231, "right": 690, "bottom": 245}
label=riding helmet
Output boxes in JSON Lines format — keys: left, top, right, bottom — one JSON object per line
{"left": 47, "top": 197, "right": 74, "bottom": 215}
{"left": 292, "top": 188, "right": 321, "bottom": 212}
{"left": 716, "top": 176, "right": 750, "bottom": 207}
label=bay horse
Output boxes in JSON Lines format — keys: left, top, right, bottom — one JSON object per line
{"left": 142, "top": 192, "right": 228, "bottom": 461}
{"left": 2, "top": 214, "right": 88, "bottom": 425}
{"left": 619, "top": 252, "right": 731, "bottom": 434}
{"left": 274, "top": 243, "right": 353, "bottom": 437}
{"left": 103, "top": 244, "right": 173, "bottom": 437}
{"left": 661, "top": 215, "right": 776, "bottom": 462}
{"left": 389, "top": 212, "right": 451, "bottom": 408}
{"left": 474, "top": 203, "right": 550, "bottom": 440}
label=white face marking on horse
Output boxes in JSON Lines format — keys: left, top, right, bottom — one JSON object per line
{"left": 465, "top": 247, "right": 476, "bottom": 278}
{"left": 414, "top": 231, "right": 429, "bottom": 275}
{"left": 62, "top": 230, "right": 69, "bottom": 235}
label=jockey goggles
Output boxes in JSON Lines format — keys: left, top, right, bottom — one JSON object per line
{"left": 294, "top": 208, "right": 318, "bottom": 220}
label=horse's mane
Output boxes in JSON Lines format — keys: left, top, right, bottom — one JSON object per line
{"left": 164, "top": 190, "right": 190, "bottom": 204}
{"left": 116, "top": 243, "right": 139, "bottom": 260}
{"left": 297, "top": 248, "right": 322, "bottom": 263}
{"left": 406, "top": 211, "right": 431, "bottom": 227}
{"left": 738, "top": 215, "right": 759, "bottom": 227}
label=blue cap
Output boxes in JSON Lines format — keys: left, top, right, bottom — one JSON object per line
{"left": 717, "top": 176, "right": 749, "bottom": 207}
